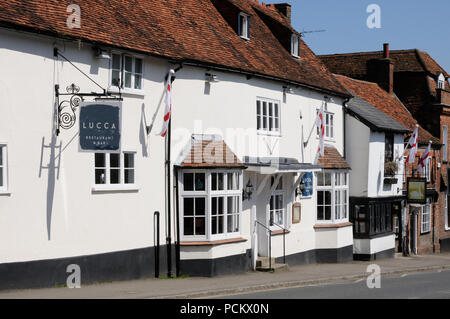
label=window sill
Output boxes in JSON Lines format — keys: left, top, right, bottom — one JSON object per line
{"left": 0, "top": 191, "right": 11, "bottom": 196}
{"left": 315, "top": 136, "right": 335, "bottom": 143}
{"left": 107, "top": 86, "right": 145, "bottom": 97}
{"left": 91, "top": 185, "right": 139, "bottom": 193}
{"left": 314, "top": 222, "right": 352, "bottom": 229}
{"left": 257, "top": 131, "right": 281, "bottom": 137}
{"left": 271, "top": 229, "right": 290, "bottom": 236}
{"left": 180, "top": 237, "right": 247, "bottom": 246}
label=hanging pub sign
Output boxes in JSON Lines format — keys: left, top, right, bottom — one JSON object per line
{"left": 407, "top": 177, "right": 426, "bottom": 204}
{"left": 79, "top": 101, "right": 122, "bottom": 152}
{"left": 300, "top": 172, "right": 314, "bottom": 197}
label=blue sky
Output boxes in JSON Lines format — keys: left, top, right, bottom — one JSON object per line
{"left": 270, "top": 0, "right": 450, "bottom": 72}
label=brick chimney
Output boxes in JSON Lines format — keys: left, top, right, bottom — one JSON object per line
{"left": 367, "top": 43, "right": 394, "bottom": 94}
{"left": 273, "top": 3, "right": 291, "bottom": 24}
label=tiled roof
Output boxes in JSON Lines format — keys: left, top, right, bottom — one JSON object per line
{"left": 334, "top": 74, "right": 439, "bottom": 145}
{"left": 318, "top": 147, "right": 351, "bottom": 170}
{"left": 320, "top": 49, "right": 449, "bottom": 81}
{"left": 179, "top": 138, "right": 246, "bottom": 169}
{"left": 0, "top": 0, "right": 349, "bottom": 97}
{"left": 346, "top": 95, "right": 410, "bottom": 134}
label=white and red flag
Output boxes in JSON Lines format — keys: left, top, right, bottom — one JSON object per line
{"left": 316, "top": 105, "right": 325, "bottom": 158}
{"left": 405, "top": 125, "right": 419, "bottom": 164}
{"left": 416, "top": 141, "right": 432, "bottom": 174}
{"left": 158, "top": 69, "right": 175, "bottom": 137}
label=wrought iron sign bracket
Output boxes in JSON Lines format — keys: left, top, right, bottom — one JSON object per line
{"left": 53, "top": 48, "right": 122, "bottom": 136}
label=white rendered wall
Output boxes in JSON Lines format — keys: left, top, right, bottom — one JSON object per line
{"left": 345, "top": 115, "right": 370, "bottom": 197}
{"left": 0, "top": 27, "right": 348, "bottom": 265}
{"left": 0, "top": 29, "right": 167, "bottom": 263}
{"left": 367, "top": 132, "right": 404, "bottom": 198}
{"left": 353, "top": 234, "right": 395, "bottom": 255}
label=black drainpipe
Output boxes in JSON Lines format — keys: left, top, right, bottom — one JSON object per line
{"left": 174, "top": 166, "right": 181, "bottom": 277}
{"left": 342, "top": 96, "right": 351, "bottom": 159}
{"left": 166, "top": 119, "right": 172, "bottom": 278}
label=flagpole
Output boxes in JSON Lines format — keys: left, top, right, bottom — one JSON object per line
{"left": 304, "top": 102, "right": 323, "bottom": 148}
{"left": 165, "top": 114, "right": 172, "bottom": 278}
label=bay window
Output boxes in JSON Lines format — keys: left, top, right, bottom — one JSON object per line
{"left": 316, "top": 171, "right": 349, "bottom": 224}
{"left": 351, "top": 200, "right": 396, "bottom": 237}
{"left": 180, "top": 170, "right": 242, "bottom": 241}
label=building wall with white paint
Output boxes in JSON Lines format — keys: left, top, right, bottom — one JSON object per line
{"left": 0, "top": 26, "right": 352, "bottom": 272}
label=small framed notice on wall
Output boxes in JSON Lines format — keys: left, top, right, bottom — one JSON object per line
{"left": 292, "top": 202, "right": 301, "bottom": 224}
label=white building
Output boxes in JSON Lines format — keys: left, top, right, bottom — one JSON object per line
{"left": 0, "top": 0, "right": 354, "bottom": 288}
{"left": 335, "top": 75, "right": 410, "bottom": 259}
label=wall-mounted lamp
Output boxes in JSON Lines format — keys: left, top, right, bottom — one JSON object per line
{"left": 283, "top": 86, "right": 293, "bottom": 94}
{"left": 205, "top": 73, "right": 219, "bottom": 83}
{"left": 242, "top": 180, "right": 254, "bottom": 201}
{"left": 295, "top": 179, "right": 306, "bottom": 197}
{"left": 94, "top": 47, "right": 111, "bottom": 59}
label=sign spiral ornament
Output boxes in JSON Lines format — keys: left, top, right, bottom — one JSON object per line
{"left": 58, "top": 84, "right": 82, "bottom": 130}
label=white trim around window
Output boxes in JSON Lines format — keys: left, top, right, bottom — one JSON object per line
{"left": 238, "top": 12, "right": 250, "bottom": 40}
{"left": 257, "top": 97, "right": 281, "bottom": 136}
{"left": 108, "top": 51, "right": 145, "bottom": 96}
{"left": 269, "top": 176, "right": 285, "bottom": 230}
{"left": 0, "top": 143, "right": 8, "bottom": 193}
{"left": 446, "top": 194, "right": 450, "bottom": 231}
{"left": 424, "top": 159, "right": 431, "bottom": 183}
{"left": 291, "top": 34, "right": 300, "bottom": 58}
{"left": 438, "top": 73, "right": 445, "bottom": 90}
{"left": 180, "top": 169, "right": 243, "bottom": 241}
{"left": 421, "top": 199, "right": 431, "bottom": 234}
{"left": 316, "top": 109, "right": 335, "bottom": 140}
{"left": 315, "top": 170, "right": 349, "bottom": 224}
{"left": 92, "top": 152, "right": 138, "bottom": 192}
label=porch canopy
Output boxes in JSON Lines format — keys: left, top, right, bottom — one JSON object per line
{"left": 243, "top": 156, "right": 322, "bottom": 174}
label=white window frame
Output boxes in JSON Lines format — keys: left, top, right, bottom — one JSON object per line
{"left": 424, "top": 159, "right": 431, "bottom": 183}
{"left": 443, "top": 125, "right": 448, "bottom": 162}
{"left": 316, "top": 109, "right": 335, "bottom": 140}
{"left": 446, "top": 193, "right": 450, "bottom": 231}
{"left": 0, "top": 143, "right": 8, "bottom": 193}
{"left": 238, "top": 12, "right": 250, "bottom": 40}
{"left": 257, "top": 97, "right": 281, "bottom": 136}
{"left": 421, "top": 200, "right": 431, "bottom": 234}
{"left": 92, "top": 152, "right": 137, "bottom": 191}
{"left": 180, "top": 169, "right": 243, "bottom": 241}
{"left": 291, "top": 34, "right": 300, "bottom": 58}
{"left": 108, "top": 52, "right": 144, "bottom": 95}
{"left": 438, "top": 73, "right": 445, "bottom": 90}
{"left": 269, "top": 176, "right": 284, "bottom": 230}
{"left": 315, "top": 171, "right": 349, "bottom": 224}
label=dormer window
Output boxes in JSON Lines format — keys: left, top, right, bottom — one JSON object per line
{"left": 291, "top": 34, "right": 300, "bottom": 58}
{"left": 238, "top": 12, "right": 250, "bottom": 40}
{"left": 438, "top": 73, "right": 445, "bottom": 90}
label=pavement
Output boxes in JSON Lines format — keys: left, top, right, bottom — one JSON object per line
{"left": 1, "top": 253, "right": 450, "bottom": 299}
